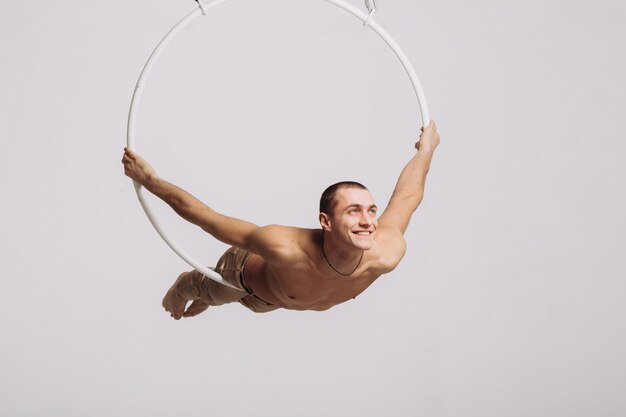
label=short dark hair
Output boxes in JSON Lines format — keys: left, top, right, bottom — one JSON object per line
{"left": 319, "top": 181, "right": 368, "bottom": 214}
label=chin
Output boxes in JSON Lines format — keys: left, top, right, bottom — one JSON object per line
{"left": 352, "top": 237, "right": 374, "bottom": 250}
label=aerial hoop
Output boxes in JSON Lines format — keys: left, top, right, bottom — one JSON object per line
{"left": 126, "top": 0, "right": 430, "bottom": 288}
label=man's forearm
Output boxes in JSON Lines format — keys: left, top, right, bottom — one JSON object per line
{"left": 141, "top": 176, "right": 258, "bottom": 249}
{"left": 378, "top": 122, "right": 439, "bottom": 233}
{"left": 123, "top": 148, "right": 254, "bottom": 244}
{"left": 390, "top": 148, "right": 435, "bottom": 209}
{"left": 144, "top": 176, "right": 218, "bottom": 230}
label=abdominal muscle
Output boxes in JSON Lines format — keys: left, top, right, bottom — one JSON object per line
{"left": 242, "top": 252, "right": 380, "bottom": 311}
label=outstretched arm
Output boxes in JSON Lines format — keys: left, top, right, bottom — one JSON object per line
{"left": 122, "top": 148, "right": 258, "bottom": 250}
{"left": 378, "top": 121, "right": 440, "bottom": 234}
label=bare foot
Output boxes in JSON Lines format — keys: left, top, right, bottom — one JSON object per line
{"left": 162, "top": 272, "right": 195, "bottom": 320}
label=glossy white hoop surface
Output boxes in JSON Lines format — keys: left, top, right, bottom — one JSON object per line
{"left": 127, "top": 0, "right": 430, "bottom": 287}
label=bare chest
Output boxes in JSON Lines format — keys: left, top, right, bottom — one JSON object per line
{"left": 264, "top": 262, "right": 380, "bottom": 310}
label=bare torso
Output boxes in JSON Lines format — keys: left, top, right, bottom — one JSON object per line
{"left": 243, "top": 229, "right": 389, "bottom": 311}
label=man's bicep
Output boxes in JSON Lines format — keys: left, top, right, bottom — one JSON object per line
{"left": 199, "top": 211, "right": 260, "bottom": 250}
{"left": 374, "top": 226, "right": 407, "bottom": 272}
{"left": 378, "top": 197, "right": 419, "bottom": 234}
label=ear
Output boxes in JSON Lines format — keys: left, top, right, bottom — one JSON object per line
{"left": 319, "top": 212, "right": 332, "bottom": 232}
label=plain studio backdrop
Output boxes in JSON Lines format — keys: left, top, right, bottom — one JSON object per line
{"left": 1, "top": 0, "right": 624, "bottom": 416}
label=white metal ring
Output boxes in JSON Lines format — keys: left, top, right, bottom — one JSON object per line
{"left": 126, "top": 0, "right": 430, "bottom": 287}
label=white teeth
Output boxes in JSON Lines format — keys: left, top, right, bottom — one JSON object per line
{"left": 356, "top": 232, "right": 370, "bottom": 235}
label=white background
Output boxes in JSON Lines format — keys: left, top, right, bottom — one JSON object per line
{"left": 1, "top": 0, "right": 625, "bottom": 416}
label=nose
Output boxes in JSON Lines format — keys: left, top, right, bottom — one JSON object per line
{"left": 359, "top": 212, "right": 373, "bottom": 226}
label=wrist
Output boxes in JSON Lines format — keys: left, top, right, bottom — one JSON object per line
{"left": 143, "top": 174, "right": 162, "bottom": 192}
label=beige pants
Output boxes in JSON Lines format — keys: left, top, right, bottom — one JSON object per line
{"left": 176, "top": 247, "right": 278, "bottom": 313}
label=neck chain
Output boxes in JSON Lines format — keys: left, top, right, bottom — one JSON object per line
{"left": 321, "top": 234, "right": 364, "bottom": 277}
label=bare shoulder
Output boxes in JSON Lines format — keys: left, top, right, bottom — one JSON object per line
{"left": 369, "top": 226, "right": 407, "bottom": 274}
{"left": 248, "top": 225, "right": 311, "bottom": 263}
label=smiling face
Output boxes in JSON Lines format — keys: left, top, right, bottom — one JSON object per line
{"left": 320, "top": 187, "right": 378, "bottom": 250}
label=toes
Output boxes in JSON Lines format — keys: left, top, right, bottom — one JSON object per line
{"left": 163, "top": 294, "right": 186, "bottom": 320}
{"left": 164, "top": 306, "right": 184, "bottom": 320}
{"left": 162, "top": 272, "right": 208, "bottom": 320}
{"left": 162, "top": 284, "right": 188, "bottom": 319}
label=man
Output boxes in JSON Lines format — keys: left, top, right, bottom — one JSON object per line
{"left": 122, "top": 121, "right": 440, "bottom": 319}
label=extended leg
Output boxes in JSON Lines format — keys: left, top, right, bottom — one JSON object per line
{"left": 162, "top": 269, "right": 246, "bottom": 320}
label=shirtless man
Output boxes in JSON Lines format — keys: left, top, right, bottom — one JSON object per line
{"left": 122, "top": 121, "right": 439, "bottom": 318}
